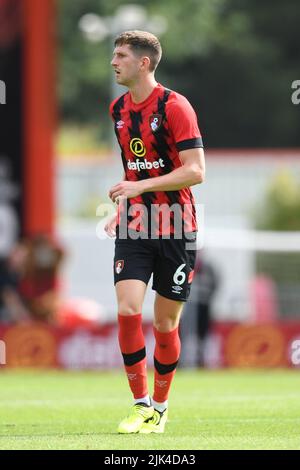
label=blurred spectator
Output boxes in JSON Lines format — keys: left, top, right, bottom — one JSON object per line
{"left": 190, "top": 255, "right": 219, "bottom": 366}
{"left": 15, "top": 234, "right": 65, "bottom": 323}
{"left": 56, "top": 297, "right": 105, "bottom": 330}
{"left": 0, "top": 256, "right": 30, "bottom": 323}
{"left": 250, "top": 274, "right": 279, "bottom": 323}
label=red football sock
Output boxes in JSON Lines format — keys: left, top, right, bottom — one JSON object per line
{"left": 153, "top": 326, "right": 181, "bottom": 403}
{"left": 118, "top": 313, "right": 148, "bottom": 400}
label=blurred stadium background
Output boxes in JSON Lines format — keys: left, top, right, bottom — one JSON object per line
{"left": 1, "top": 0, "right": 300, "bottom": 369}
{"left": 0, "top": 0, "right": 300, "bottom": 448}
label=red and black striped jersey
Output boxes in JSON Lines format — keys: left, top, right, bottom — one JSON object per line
{"left": 109, "top": 83, "right": 203, "bottom": 236}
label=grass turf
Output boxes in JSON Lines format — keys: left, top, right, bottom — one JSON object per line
{"left": 0, "top": 369, "right": 299, "bottom": 450}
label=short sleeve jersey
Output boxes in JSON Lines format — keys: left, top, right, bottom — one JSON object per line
{"left": 109, "top": 83, "right": 203, "bottom": 236}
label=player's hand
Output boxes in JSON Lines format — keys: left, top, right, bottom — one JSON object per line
{"left": 104, "top": 213, "right": 117, "bottom": 238}
{"left": 109, "top": 180, "right": 144, "bottom": 203}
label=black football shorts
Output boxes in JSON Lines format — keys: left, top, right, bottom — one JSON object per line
{"left": 113, "top": 232, "right": 197, "bottom": 302}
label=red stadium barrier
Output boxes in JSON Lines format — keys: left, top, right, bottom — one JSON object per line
{"left": 0, "top": 323, "right": 154, "bottom": 369}
{"left": 1, "top": 321, "right": 300, "bottom": 369}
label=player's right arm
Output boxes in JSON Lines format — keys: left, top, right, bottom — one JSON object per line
{"left": 105, "top": 172, "right": 126, "bottom": 237}
{"left": 104, "top": 213, "right": 117, "bottom": 238}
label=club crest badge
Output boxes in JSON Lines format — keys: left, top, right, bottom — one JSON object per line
{"left": 149, "top": 114, "right": 162, "bottom": 133}
{"left": 115, "top": 260, "right": 124, "bottom": 274}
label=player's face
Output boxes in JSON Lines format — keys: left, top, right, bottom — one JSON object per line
{"left": 111, "top": 45, "right": 142, "bottom": 87}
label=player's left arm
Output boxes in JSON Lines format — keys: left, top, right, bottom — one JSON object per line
{"left": 144, "top": 147, "right": 205, "bottom": 192}
{"left": 109, "top": 148, "right": 205, "bottom": 201}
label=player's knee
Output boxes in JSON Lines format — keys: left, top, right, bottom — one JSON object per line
{"left": 154, "top": 312, "right": 180, "bottom": 332}
{"left": 118, "top": 304, "right": 141, "bottom": 316}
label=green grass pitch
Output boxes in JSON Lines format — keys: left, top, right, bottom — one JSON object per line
{"left": 0, "top": 369, "right": 299, "bottom": 450}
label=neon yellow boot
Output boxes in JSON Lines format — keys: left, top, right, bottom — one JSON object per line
{"left": 139, "top": 408, "right": 168, "bottom": 434}
{"left": 118, "top": 403, "right": 154, "bottom": 434}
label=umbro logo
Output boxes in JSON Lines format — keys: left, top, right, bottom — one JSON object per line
{"left": 116, "top": 120, "right": 124, "bottom": 129}
{"left": 155, "top": 380, "right": 168, "bottom": 388}
{"left": 127, "top": 373, "right": 137, "bottom": 381}
{"left": 172, "top": 286, "right": 183, "bottom": 292}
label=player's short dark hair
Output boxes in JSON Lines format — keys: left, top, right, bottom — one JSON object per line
{"left": 114, "top": 30, "right": 162, "bottom": 72}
